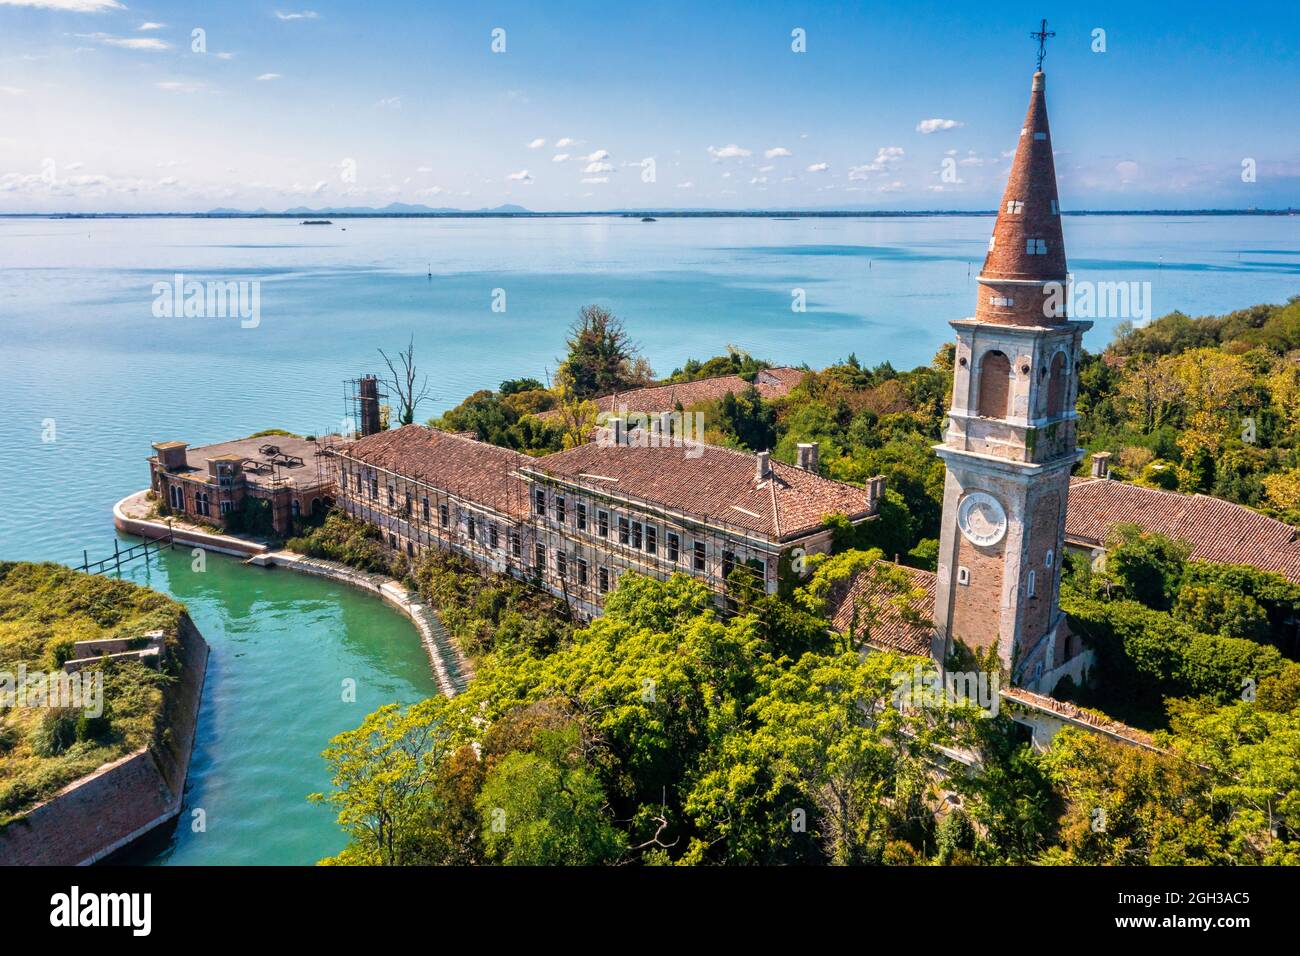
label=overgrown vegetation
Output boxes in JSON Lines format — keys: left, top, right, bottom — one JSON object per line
{"left": 0, "top": 562, "right": 182, "bottom": 824}
{"left": 286, "top": 510, "right": 409, "bottom": 578}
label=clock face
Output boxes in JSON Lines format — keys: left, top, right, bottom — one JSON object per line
{"left": 957, "top": 492, "right": 1008, "bottom": 548}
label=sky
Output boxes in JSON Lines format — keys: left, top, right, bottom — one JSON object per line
{"left": 0, "top": 0, "right": 1297, "bottom": 213}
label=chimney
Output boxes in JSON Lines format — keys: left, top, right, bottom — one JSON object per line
{"left": 610, "top": 417, "right": 624, "bottom": 446}
{"left": 1090, "top": 451, "right": 1112, "bottom": 479}
{"left": 358, "top": 376, "right": 382, "bottom": 437}
{"left": 755, "top": 451, "right": 771, "bottom": 482}
{"left": 152, "top": 441, "right": 189, "bottom": 472}
{"left": 867, "top": 475, "right": 887, "bottom": 504}
{"left": 796, "top": 441, "right": 820, "bottom": 473}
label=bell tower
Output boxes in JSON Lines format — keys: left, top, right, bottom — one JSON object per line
{"left": 931, "top": 42, "right": 1092, "bottom": 691}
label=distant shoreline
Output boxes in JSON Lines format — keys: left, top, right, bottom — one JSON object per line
{"left": 1, "top": 209, "right": 1295, "bottom": 220}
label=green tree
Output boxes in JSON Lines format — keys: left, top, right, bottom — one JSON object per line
{"left": 556, "top": 305, "right": 650, "bottom": 398}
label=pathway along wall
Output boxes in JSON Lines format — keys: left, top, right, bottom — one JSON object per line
{"left": 0, "top": 613, "right": 209, "bottom": 866}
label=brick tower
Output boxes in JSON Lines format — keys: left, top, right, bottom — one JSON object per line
{"left": 931, "top": 60, "right": 1092, "bottom": 692}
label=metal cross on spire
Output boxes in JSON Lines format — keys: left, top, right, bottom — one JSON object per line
{"left": 1030, "top": 18, "right": 1055, "bottom": 71}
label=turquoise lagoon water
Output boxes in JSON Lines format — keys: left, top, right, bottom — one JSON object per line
{"left": 0, "top": 214, "right": 1296, "bottom": 864}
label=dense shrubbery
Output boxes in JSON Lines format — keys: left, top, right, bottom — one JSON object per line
{"left": 0, "top": 562, "right": 180, "bottom": 823}
{"left": 410, "top": 551, "right": 572, "bottom": 659}
{"left": 286, "top": 510, "right": 407, "bottom": 577}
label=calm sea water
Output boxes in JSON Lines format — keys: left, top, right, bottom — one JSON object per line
{"left": 0, "top": 214, "right": 1296, "bottom": 864}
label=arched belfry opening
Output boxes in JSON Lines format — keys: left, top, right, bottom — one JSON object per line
{"left": 977, "top": 350, "right": 1011, "bottom": 419}
{"left": 1046, "top": 350, "right": 1068, "bottom": 418}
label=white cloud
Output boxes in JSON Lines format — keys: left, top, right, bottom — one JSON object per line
{"left": 580, "top": 176, "right": 609, "bottom": 184}
{"left": 707, "top": 144, "right": 751, "bottom": 160}
{"left": 554, "top": 137, "right": 577, "bottom": 148}
{"left": 750, "top": 176, "right": 768, "bottom": 185}
{"left": 0, "top": 85, "right": 25, "bottom": 95}
{"left": 527, "top": 137, "right": 545, "bottom": 149}
{"left": 155, "top": 80, "right": 202, "bottom": 93}
{"left": 551, "top": 153, "right": 569, "bottom": 163}
{"left": 418, "top": 185, "right": 444, "bottom": 196}
{"left": 374, "top": 96, "right": 401, "bottom": 110}
{"left": 675, "top": 181, "right": 694, "bottom": 189}
{"left": 137, "top": 21, "right": 165, "bottom": 30}
{"left": 507, "top": 170, "right": 533, "bottom": 183}
{"left": 916, "top": 118, "right": 964, "bottom": 134}
{"left": 77, "top": 33, "right": 170, "bottom": 51}
{"left": 1, "top": 0, "right": 124, "bottom": 9}
{"left": 275, "top": 10, "right": 318, "bottom": 20}
{"left": 257, "top": 73, "right": 282, "bottom": 82}
{"left": 764, "top": 147, "right": 792, "bottom": 158}
{"left": 581, "top": 149, "right": 610, "bottom": 162}
{"left": 583, "top": 161, "right": 613, "bottom": 174}
{"left": 848, "top": 146, "right": 905, "bottom": 179}
{"left": 806, "top": 162, "right": 829, "bottom": 173}
{"left": 215, "top": 52, "right": 235, "bottom": 60}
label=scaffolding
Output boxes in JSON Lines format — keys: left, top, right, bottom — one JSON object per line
{"left": 324, "top": 428, "right": 779, "bottom": 623}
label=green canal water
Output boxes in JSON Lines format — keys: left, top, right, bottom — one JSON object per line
{"left": 112, "top": 545, "right": 438, "bottom": 865}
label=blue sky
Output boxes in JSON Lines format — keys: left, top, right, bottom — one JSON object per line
{"left": 1, "top": 0, "right": 1297, "bottom": 212}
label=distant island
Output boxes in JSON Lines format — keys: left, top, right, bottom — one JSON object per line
{"left": 4, "top": 205, "right": 1294, "bottom": 220}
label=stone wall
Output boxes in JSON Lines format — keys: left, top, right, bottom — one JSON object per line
{"left": 0, "top": 613, "right": 209, "bottom": 866}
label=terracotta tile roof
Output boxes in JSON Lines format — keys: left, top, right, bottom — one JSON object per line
{"left": 538, "top": 367, "right": 806, "bottom": 422}
{"left": 1066, "top": 477, "right": 1300, "bottom": 584}
{"left": 526, "top": 441, "right": 875, "bottom": 541}
{"left": 975, "top": 69, "right": 1069, "bottom": 328}
{"left": 340, "top": 424, "right": 532, "bottom": 518}
{"left": 999, "top": 687, "right": 1157, "bottom": 749}
{"left": 826, "top": 564, "right": 935, "bottom": 656}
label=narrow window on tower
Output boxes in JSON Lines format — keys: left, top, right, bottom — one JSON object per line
{"left": 1033, "top": 131, "right": 1047, "bottom": 141}
{"left": 1045, "top": 548, "right": 1054, "bottom": 568}
{"left": 988, "top": 235, "right": 996, "bottom": 251}
{"left": 576, "top": 502, "right": 587, "bottom": 531}
{"left": 533, "top": 488, "right": 546, "bottom": 516}
{"left": 957, "top": 566, "right": 970, "bottom": 586}
{"left": 1027, "top": 569, "right": 1037, "bottom": 597}
{"left": 1050, "top": 198, "right": 1059, "bottom": 215}
{"left": 1025, "top": 238, "right": 1047, "bottom": 255}
{"left": 1006, "top": 200, "right": 1024, "bottom": 214}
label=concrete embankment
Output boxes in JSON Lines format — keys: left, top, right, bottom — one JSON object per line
{"left": 0, "top": 613, "right": 209, "bottom": 866}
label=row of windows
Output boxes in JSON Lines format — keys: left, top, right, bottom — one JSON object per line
{"left": 1000, "top": 198, "right": 1059, "bottom": 217}
{"left": 535, "top": 489, "right": 733, "bottom": 575}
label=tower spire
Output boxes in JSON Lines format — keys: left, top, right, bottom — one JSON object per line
{"left": 973, "top": 53, "right": 1067, "bottom": 327}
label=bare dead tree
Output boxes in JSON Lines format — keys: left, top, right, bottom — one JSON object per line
{"left": 379, "top": 335, "right": 433, "bottom": 425}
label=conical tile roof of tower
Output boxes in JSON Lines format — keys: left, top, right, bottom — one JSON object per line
{"left": 975, "top": 70, "right": 1067, "bottom": 327}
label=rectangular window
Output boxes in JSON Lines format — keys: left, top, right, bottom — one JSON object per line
{"left": 1025, "top": 238, "right": 1047, "bottom": 254}
{"left": 1006, "top": 200, "right": 1024, "bottom": 214}
{"left": 388, "top": 532, "right": 398, "bottom": 549}
{"left": 1027, "top": 569, "right": 1037, "bottom": 597}
{"left": 1050, "top": 198, "right": 1059, "bottom": 215}
{"left": 387, "top": 485, "right": 395, "bottom": 507}
{"left": 422, "top": 496, "right": 430, "bottom": 520}
{"left": 489, "top": 524, "right": 499, "bottom": 550}
{"left": 534, "top": 489, "right": 546, "bottom": 516}
{"left": 597, "top": 510, "right": 609, "bottom": 538}
{"left": 369, "top": 477, "right": 378, "bottom": 500}
{"left": 618, "top": 516, "right": 630, "bottom": 546}
{"left": 693, "top": 541, "right": 706, "bottom": 572}
{"left": 989, "top": 295, "right": 1015, "bottom": 307}
{"left": 556, "top": 495, "right": 566, "bottom": 523}
{"left": 1033, "top": 131, "right": 1047, "bottom": 141}
{"left": 534, "top": 543, "right": 546, "bottom": 571}
{"left": 467, "top": 515, "right": 476, "bottom": 541}
{"left": 666, "top": 532, "right": 680, "bottom": 562}
{"left": 988, "top": 236, "right": 996, "bottom": 251}
{"left": 404, "top": 492, "right": 413, "bottom": 516}
{"left": 510, "top": 530, "right": 521, "bottom": 558}
{"left": 577, "top": 557, "right": 588, "bottom": 586}
{"left": 645, "top": 525, "right": 657, "bottom": 556}
{"left": 219, "top": 499, "right": 233, "bottom": 515}
{"left": 439, "top": 503, "right": 449, "bottom": 527}
{"left": 556, "top": 550, "right": 567, "bottom": 580}
{"left": 577, "top": 502, "right": 587, "bottom": 532}
{"left": 598, "top": 567, "right": 610, "bottom": 594}
{"left": 631, "top": 521, "right": 642, "bottom": 550}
